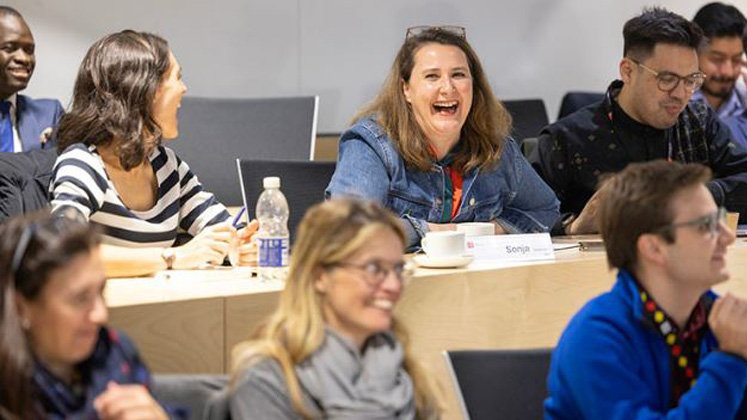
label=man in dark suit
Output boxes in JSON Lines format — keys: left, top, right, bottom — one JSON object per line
{"left": 0, "top": 7, "right": 63, "bottom": 152}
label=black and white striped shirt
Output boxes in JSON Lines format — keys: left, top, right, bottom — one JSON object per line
{"left": 50, "top": 143, "right": 230, "bottom": 248}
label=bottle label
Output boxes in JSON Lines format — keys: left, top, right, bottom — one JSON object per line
{"left": 258, "top": 236, "right": 289, "bottom": 267}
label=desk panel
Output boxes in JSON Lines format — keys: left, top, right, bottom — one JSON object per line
{"left": 225, "top": 291, "right": 282, "bottom": 372}
{"left": 108, "top": 298, "right": 224, "bottom": 374}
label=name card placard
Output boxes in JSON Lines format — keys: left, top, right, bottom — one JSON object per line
{"left": 466, "top": 233, "right": 555, "bottom": 263}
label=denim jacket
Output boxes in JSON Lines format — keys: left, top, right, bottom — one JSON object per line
{"left": 325, "top": 116, "right": 560, "bottom": 249}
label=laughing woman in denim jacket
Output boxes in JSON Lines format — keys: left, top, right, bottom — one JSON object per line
{"left": 326, "top": 26, "right": 560, "bottom": 250}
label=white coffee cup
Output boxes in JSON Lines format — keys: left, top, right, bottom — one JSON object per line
{"left": 456, "top": 222, "right": 495, "bottom": 237}
{"left": 421, "top": 231, "right": 466, "bottom": 259}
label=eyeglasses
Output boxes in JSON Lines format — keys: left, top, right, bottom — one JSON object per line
{"left": 654, "top": 207, "right": 727, "bottom": 238}
{"left": 406, "top": 25, "right": 466, "bottom": 39}
{"left": 325, "top": 260, "right": 409, "bottom": 288}
{"left": 629, "top": 58, "right": 706, "bottom": 93}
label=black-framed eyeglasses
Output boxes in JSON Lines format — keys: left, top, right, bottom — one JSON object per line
{"left": 653, "top": 207, "right": 727, "bottom": 238}
{"left": 406, "top": 25, "right": 466, "bottom": 40}
{"left": 325, "top": 260, "right": 409, "bottom": 288}
{"left": 629, "top": 58, "right": 706, "bottom": 93}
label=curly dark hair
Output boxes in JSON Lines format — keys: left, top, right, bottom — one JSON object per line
{"left": 56, "top": 30, "right": 171, "bottom": 171}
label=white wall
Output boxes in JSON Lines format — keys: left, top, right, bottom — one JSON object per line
{"left": 12, "top": 0, "right": 722, "bottom": 132}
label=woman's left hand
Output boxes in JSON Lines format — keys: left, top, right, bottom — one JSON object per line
{"left": 230, "top": 219, "right": 259, "bottom": 266}
{"left": 93, "top": 382, "right": 170, "bottom": 420}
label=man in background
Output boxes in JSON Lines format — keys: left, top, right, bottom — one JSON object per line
{"left": 692, "top": 2, "right": 746, "bottom": 119}
{"left": 0, "top": 6, "right": 63, "bottom": 152}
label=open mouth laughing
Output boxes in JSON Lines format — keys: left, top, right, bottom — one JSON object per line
{"left": 433, "top": 100, "right": 459, "bottom": 115}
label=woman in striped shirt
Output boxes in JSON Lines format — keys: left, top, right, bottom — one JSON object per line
{"left": 50, "top": 30, "right": 257, "bottom": 277}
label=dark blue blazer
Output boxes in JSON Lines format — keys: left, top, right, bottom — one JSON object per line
{"left": 16, "top": 94, "right": 64, "bottom": 151}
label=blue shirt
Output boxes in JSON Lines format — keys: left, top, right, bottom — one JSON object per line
{"left": 726, "top": 108, "right": 747, "bottom": 150}
{"left": 693, "top": 88, "right": 746, "bottom": 120}
{"left": 325, "top": 116, "right": 560, "bottom": 249}
{"left": 545, "top": 269, "right": 747, "bottom": 420}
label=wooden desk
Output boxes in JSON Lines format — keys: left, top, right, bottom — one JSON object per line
{"left": 106, "top": 239, "right": 747, "bottom": 420}
{"left": 107, "top": 268, "right": 283, "bottom": 373}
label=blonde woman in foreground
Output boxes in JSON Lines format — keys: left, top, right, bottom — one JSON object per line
{"left": 230, "top": 199, "right": 441, "bottom": 420}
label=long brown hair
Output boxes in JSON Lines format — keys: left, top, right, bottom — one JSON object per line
{"left": 232, "top": 199, "right": 441, "bottom": 420}
{"left": 56, "top": 30, "right": 171, "bottom": 171}
{"left": 354, "top": 27, "right": 512, "bottom": 173}
{"left": 0, "top": 209, "right": 100, "bottom": 420}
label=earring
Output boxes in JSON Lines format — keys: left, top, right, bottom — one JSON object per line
{"left": 20, "top": 318, "right": 30, "bottom": 330}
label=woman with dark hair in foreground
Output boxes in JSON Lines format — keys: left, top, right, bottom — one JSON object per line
{"left": 0, "top": 209, "right": 180, "bottom": 420}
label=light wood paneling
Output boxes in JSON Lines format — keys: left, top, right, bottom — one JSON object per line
{"left": 109, "top": 298, "right": 224, "bottom": 374}
{"left": 225, "top": 291, "right": 282, "bottom": 372}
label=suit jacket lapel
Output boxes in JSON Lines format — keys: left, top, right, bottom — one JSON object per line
{"left": 17, "top": 95, "right": 43, "bottom": 151}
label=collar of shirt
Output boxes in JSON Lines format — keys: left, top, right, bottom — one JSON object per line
{"left": 692, "top": 88, "right": 746, "bottom": 119}
{"left": 5, "top": 93, "right": 17, "bottom": 122}
{"left": 605, "top": 82, "right": 669, "bottom": 161}
{"left": 430, "top": 143, "right": 463, "bottom": 222}
{"left": 427, "top": 141, "right": 460, "bottom": 166}
{"left": 635, "top": 278, "right": 711, "bottom": 407}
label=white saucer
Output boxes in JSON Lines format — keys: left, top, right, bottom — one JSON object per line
{"left": 413, "top": 254, "right": 474, "bottom": 268}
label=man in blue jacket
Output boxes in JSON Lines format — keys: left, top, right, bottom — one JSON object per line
{"left": 545, "top": 159, "right": 747, "bottom": 420}
{"left": 0, "top": 6, "right": 63, "bottom": 152}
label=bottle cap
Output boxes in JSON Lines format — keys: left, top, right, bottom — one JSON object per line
{"left": 263, "top": 176, "right": 280, "bottom": 189}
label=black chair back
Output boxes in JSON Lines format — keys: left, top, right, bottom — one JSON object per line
{"left": 170, "top": 96, "right": 318, "bottom": 206}
{"left": 502, "top": 99, "right": 549, "bottom": 143}
{"left": 557, "top": 91, "right": 604, "bottom": 119}
{"left": 236, "top": 159, "right": 336, "bottom": 242}
{"left": 444, "top": 348, "right": 553, "bottom": 420}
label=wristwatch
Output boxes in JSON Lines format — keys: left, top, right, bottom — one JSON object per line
{"left": 161, "top": 248, "right": 176, "bottom": 270}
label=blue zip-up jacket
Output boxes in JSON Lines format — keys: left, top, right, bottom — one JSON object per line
{"left": 545, "top": 269, "right": 747, "bottom": 420}
{"left": 325, "top": 116, "right": 560, "bottom": 249}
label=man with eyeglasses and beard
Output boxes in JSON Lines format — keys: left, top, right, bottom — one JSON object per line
{"left": 692, "top": 3, "right": 746, "bottom": 120}
{"left": 545, "top": 160, "right": 747, "bottom": 420}
{"left": 531, "top": 7, "right": 747, "bottom": 236}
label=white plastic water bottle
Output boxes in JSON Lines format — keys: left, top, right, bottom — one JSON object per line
{"left": 256, "top": 176, "right": 289, "bottom": 282}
